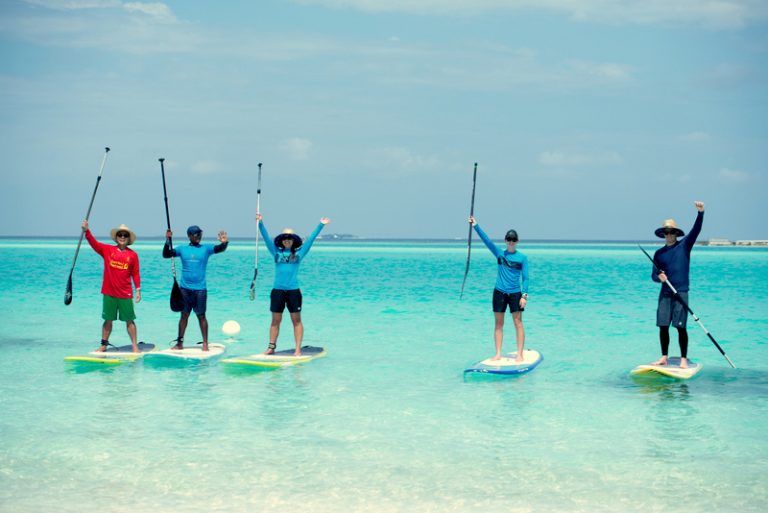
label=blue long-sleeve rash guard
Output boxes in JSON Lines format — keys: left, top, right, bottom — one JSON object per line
{"left": 474, "top": 223, "right": 529, "bottom": 295}
{"left": 651, "top": 211, "right": 703, "bottom": 295}
{"left": 163, "top": 240, "right": 228, "bottom": 290}
{"left": 259, "top": 222, "right": 325, "bottom": 290}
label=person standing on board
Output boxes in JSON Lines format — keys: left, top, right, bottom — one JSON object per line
{"left": 82, "top": 220, "right": 142, "bottom": 353}
{"left": 469, "top": 216, "right": 529, "bottom": 361}
{"left": 163, "top": 225, "right": 228, "bottom": 352}
{"left": 650, "top": 201, "right": 705, "bottom": 369}
{"left": 256, "top": 214, "right": 330, "bottom": 356}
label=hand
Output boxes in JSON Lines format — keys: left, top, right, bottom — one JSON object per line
{"left": 658, "top": 271, "right": 668, "bottom": 283}
{"left": 519, "top": 297, "right": 527, "bottom": 308}
{"left": 165, "top": 229, "right": 173, "bottom": 239}
{"left": 694, "top": 201, "right": 705, "bottom": 212}
{"left": 320, "top": 217, "right": 331, "bottom": 225}
{"left": 218, "top": 230, "right": 228, "bottom": 243}
{"left": 82, "top": 220, "right": 89, "bottom": 232}
{"left": 135, "top": 290, "right": 142, "bottom": 303}
{"left": 256, "top": 213, "right": 263, "bottom": 222}
{"left": 469, "top": 215, "right": 476, "bottom": 225}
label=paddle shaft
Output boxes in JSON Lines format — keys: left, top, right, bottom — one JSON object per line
{"left": 159, "top": 158, "right": 179, "bottom": 279}
{"left": 64, "top": 147, "right": 110, "bottom": 305}
{"left": 639, "top": 245, "right": 735, "bottom": 368}
{"left": 249, "top": 162, "right": 263, "bottom": 300}
{"left": 459, "top": 163, "right": 478, "bottom": 299}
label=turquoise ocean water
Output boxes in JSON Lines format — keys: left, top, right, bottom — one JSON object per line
{"left": 1, "top": 238, "right": 766, "bottom": 513}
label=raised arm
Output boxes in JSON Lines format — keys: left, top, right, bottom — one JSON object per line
{"left": 298, "top": 217, "right": 330, "bottom": 258}
{"left": 470, "top": 217, "right": 502, "bottom": 258}
{"left": 684, "top": 201, "right": 705, "bottom": 251}
{"left": 257, "top": 215, "right": 277, "bottom": 257}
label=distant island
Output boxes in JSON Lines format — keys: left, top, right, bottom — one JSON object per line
{"left": 700, "top": 238, "right": 768, "bottom": 247}
{"left": 318, "top": 233, "right": 359, "bottom": 240}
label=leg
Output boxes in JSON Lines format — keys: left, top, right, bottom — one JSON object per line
{"left": 125, "top": 320, "right": 139, "bottom": 352}
{"left": 198, "top": 314, "right": 209, "bottom": 351}
{"left": 266, "top": 312, "right": 282, "bottom": 354}
{"left": 512, "top": 311, "right": 525, "bottom": 361}
{"left": 492, "top": 312, "right": 504, "bottom": 360}
{"left": 290, "top": 311, "right": 303, "bottom": 356}
{"left": 651, "top": 326, "right": 670, "bottom": 365}
{"left": 174, "top": 311, "right": 191, "bottom": 349}
{"left": 97, "top": 320, "right": 114, "bottom": 352}
{"left": 677, "top": 328, "right": 689, "bottom": 368}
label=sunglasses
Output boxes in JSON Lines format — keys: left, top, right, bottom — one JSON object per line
{"left": 116, "top": 232, "right": 130, "bottom": 238}
{"left": 663, "top": 229, "right": 677, "bottom": 235}
{"left": 505, "top": 237, "right": 518, "bottom": 242}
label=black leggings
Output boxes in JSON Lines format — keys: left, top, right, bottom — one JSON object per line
{"left": 659, "top": 326, "right": 689, "bottom": 358}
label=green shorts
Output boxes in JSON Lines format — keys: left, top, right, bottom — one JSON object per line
{"left": 102, "top": 294, "right": 136, "bottom": 322}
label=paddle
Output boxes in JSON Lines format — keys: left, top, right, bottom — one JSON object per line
{"left": 639, "top": 244, "right": 736, "bottom": 368}
{"left": 64, "top": 147, "right": 111, "bottom": 305}
{"left": 249, "top": 162, "right": 263, "bottom": 300}
{"left": 459, "top": 162, "right": 478, "bottom": 299}
{"left": 159, "top": 158, "right": 184, "bottom": 312}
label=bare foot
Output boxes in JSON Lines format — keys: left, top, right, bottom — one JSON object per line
{"left": 515, "top": 354, "right": 524, "bottom": 362}
{"left": 490, "top": 354, "right": 502, "bottom": 361}
{"left": 131, "top": 345, "right": 140, "bottom": 353}
{"left": 171, "top": 343, "right": 183, "bottom": 351}
{"left": 95, "top": 345, "right": 107, "bottom": 353}
{"left": 679, "top": 357, "right": 688, "bottom": 369}
{"left": 650, "top": 357, "right": 668, "bottom": 366}
{"left": 264, "top": 346, "right": 275, "bottom": 355}
{"left": 202, "top": 344, "right": 209, "bottom": 352}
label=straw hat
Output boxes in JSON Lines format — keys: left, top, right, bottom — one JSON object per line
{"left": 274, "top": 228, "right": 302, "bottom": 249}
{"left": 655, "top": 219, "right": 685, "bottom": 239}
{"left": 110, "top": 224, "right": 137, "bottom": 245}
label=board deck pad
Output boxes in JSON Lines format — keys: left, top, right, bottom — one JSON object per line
{"left": 464, "top": 349, "right": 543, "bottom": 375}
{"left": 222, "top": 345, "right": 326, "bottom": 368}
{"left": 630, "top": 357, "right": 702, "bottom": 380}
{"left": 64, "top": 342, "right": 156, "bottom": 364}
{"left": 143, "top": 342, "right": 226, "bottom": 362}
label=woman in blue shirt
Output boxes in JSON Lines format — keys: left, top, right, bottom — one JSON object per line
{"left": 470, "top": 216, "right": 529, "bottom": 361}
{"left": 256, "top": 214, "right": 330, "bottom": 356}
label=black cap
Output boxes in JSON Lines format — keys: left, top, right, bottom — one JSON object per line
{"left": 187, "top": 225, "right": 202, "bottom": 236}
{"left": 505, "top": 229, "right": 519, "bottom": 242}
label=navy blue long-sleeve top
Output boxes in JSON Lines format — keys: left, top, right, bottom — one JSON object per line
{"left": 651, "top": 211, "right": 704, "bottom": 295}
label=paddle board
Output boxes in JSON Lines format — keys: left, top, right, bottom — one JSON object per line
{"left": 222, "top": 345, "right": 326, "bottom": 369}
{"left": 64, "top": 342, "right": 156, "bottom": 364}
{"left": 630, "top": 357, "right": 702, "bottom": 380}
{"left": 143, "top": 343, "right": 226, "bottom": 363}
{"left": 464, "top": 349, "right": 543, "bottom": 376}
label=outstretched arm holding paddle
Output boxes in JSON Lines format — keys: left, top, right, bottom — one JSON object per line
{"left": 643, "top": 201, "right": 735, "bottom": 369}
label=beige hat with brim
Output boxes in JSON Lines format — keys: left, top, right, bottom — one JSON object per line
{"left": 655, "top": 219, "right": 685, "bottom": 239}
{"left": 110, "top": 224, "right": 137, "bottom": 245}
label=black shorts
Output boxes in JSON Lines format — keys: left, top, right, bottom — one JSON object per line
{"left": 270, "top": 288, "right": 302, "bottom": 313}
{"left": 657, "top": 292, "right": 688, "bottom": 328}
{"left": 493, "top": 289, "right": 524, "bottom": 313}
{"left": 181, "top": 288, "right": 207, "bottom": 316}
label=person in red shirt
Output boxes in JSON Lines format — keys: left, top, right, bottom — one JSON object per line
{"left": 82, "top": 220, "right": 142, "bottom": 352}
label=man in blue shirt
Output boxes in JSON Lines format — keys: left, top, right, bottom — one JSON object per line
{"left": 650, "top": 201, "right": 705, "bottom": 369}
{"left": 163, "top": 225, "right": 228, "bottom": 351}
{"left": 470, "top": 216, "right": 529, "bottom": 361}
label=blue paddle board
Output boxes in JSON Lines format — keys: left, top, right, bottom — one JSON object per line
{"left": 64, "top": 342, "right": 156, "bottom": 364}
{"left": 630, "top": 357, "right": 702, "bottom": 380}
{"left": 464, "top": 349, "right": 543, "bottom": 376}
{"left": 222, "top": 346, "right": 326, "bottom": 369}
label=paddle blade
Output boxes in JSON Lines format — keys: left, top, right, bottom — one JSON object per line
{"left": 64, "top": 274, "right": 73, "bottom": 305}
{"left": 170, "top": 279, "right": 184, "bottom": 312}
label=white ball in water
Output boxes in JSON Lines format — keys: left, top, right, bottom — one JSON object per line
{"left": 222, "top": 320, "right": 241, "bottom": 337}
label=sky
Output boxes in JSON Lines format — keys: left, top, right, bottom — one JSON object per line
{"left": 1, "top": 0, "right": 766, "bottom": 240}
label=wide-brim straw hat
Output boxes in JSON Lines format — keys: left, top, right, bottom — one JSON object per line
{"left": 110, "top": 224, "right": 137, "bottom": 245}
{"left": 655, "top": 219, "right": 685, "bottom": 239}
{"left": 274, "top": 228, "right": 302, "bottom": 249}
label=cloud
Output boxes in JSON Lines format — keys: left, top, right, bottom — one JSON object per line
{"left": 292, "top": 0, "right": 768, "bottom": 29}
{"left": 281, "top": 138, "right": 313, "bottom": 160}
{"left": 123, "top": 2, "right": 177, "bottom": 22}
{"left": 190, "top": 160, "right": 222, "bottom": 174}
{"left": 718, "top": 167, "right": 750, "bottom": 182}
{"left": 538, "top": 150, "right": 623, "bottom": 167}
{"left": 371, "top": 147, "right": 441, "bottom": 172}
{"left": 678, "top": 131, "right": 713, "bottom": 142}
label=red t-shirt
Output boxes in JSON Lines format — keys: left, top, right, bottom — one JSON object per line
{"left": 85, "top": 230, "right": 141, "bottom": 299}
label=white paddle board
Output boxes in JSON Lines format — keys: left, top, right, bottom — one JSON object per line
{"left": 630, "top": 357, "right": 702, "bottom": 380}
{"left": 64, "top": 342, "right": 156, "bottom": 364}
{"left": 143, "top": 342, "right": 226, "bottom": 363}
{"left": 464, "top": 349, "right": 543, "bottom": 376}
{"left": 222, "top": 346, "right": 326, "bottom": 369}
